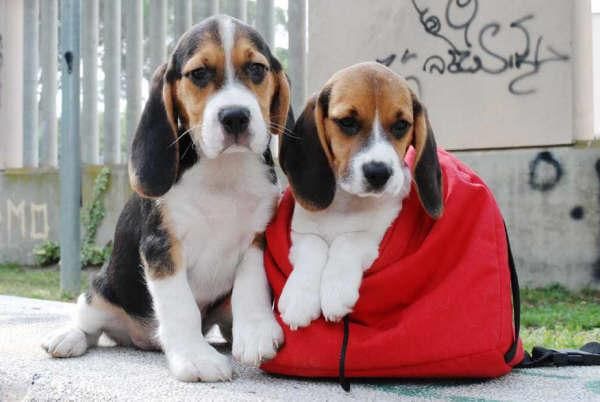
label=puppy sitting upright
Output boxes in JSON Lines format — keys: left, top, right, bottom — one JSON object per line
{"left": 42, "top": 16, "right": 289, "bottom": 382}
{"left": 278, "top": 62, "right": 442, "bottom": 329}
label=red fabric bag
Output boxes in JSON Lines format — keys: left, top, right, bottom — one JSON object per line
{"left": 262, "top": 149, "right": 524, "bottom": 380}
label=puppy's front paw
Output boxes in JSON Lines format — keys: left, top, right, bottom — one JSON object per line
{"left": 233, "top": 314, "right": 284, "bottom": 366}
{"left": 41, "top": 327, "right": 88, "bottom": 358}
{"left": 278, "top": 280, "right": 321, "bottom": 330}
{"left": 320, "top": 271, "right": 360, "bottom": 322}
{"left": 167, "top": 342, "right": 232, "bottom": 382}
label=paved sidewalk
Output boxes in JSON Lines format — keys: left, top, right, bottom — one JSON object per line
{"left": 1, "top": 295, "right": 599, "bottom": 401}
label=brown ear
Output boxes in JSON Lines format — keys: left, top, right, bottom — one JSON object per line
{"left": 269, "top": 70, "right": 291, "bottom": 136}
{"left": 279, "top": 94, "right": 336, "bottom": 211}
{"left": 412, "top": 94, "right": 443, "bottom": 218}
{"left": 129, "top": 63, "right": 179, "bottom": 198}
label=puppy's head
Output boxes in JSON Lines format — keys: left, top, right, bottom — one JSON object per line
{"left": 280, "top": 62, "right": 443, "bottom": 218}
{"left": 129, "top": 15, "right": 290, "bottom": 197}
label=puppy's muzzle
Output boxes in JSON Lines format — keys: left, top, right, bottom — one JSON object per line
{"left": 219, "top": 106, "right": 251, "bottom": 146}
{"left": 362, "top": 161, "right": 392, "bottom": 190}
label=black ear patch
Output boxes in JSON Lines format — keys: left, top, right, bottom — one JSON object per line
{"left": 280, "top": 99, "right": 335, "bottom": 211}
{"left": 129, "top": 64, "right": 179, "bottom": 198}
{"left": 413, "top": 105, "right": 443, "bottom": 218}
{"left": 318, "top": 86, "right": 331, "bottom": 118}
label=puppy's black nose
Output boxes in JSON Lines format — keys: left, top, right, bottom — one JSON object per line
{"left": 362, "top": 162, "right": 392, "bottom": 189}
{"left": 218, "top": 107, "right": 250, "bottom": 135}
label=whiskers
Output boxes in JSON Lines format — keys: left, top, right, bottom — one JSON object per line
{"left": 268, "top": 122, "right": 300, "bottom": 140}
{"left": 168, "top": 124, "right": 201, "bottom": 148}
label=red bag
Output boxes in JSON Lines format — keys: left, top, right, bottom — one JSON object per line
{"left": 262, "top": 149, "right": 524, "bottom": 381}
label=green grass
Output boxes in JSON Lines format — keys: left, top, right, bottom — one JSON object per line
{"left": 0, "top": 263, "right": 90, "bottom": 302}
{"left": 520, "top": 284, "right": 600, "bottom": 351}
{"left": 0, "top": 265, "right": 597, "bottom": 350}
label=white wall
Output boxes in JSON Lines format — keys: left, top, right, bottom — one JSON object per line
{"left": 593, "top": 12, "right": 600, "bottom": 137}
{"left": 308, "top": 0, "right": 583, "bottom": 150}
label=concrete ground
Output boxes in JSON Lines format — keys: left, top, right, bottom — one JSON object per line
{"left": 1, "top": 295, "right": 599, "bottom": 401}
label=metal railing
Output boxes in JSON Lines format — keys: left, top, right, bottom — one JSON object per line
{"left": 16, "top": 0, "right": 306, "bottom": 168}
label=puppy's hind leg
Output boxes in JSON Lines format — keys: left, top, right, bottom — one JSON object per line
{"left": 42, "top": 291, "right": 112, "bottom": 358}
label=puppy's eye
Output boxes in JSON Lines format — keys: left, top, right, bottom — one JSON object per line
{"left": 335, "top": 117, "right": 360, "bottom": 136}
{"left": 187, "top": 67, "right": 213, "bottom": 87}
{"left": 246, "top": 63, "right": 267, "bottom": 84}
{"left": 391, "top": 119, "right": 411, "bottom": 139}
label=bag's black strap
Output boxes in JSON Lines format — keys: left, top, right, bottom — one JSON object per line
{"left": 503, "top": 223, "right": 600, "bottom": 368}
{"left": 339, "top": 316, "right": 351, "bottom": 392}
{"left": 518, "top": 343, "right": 600, "bottom": 367}
{"left": 503, "top": 224, "right": 521, "bottom": 363}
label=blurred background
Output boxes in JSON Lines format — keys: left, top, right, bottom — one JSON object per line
{"left": 0, "top": 0, "right": 598, "bottom": 295}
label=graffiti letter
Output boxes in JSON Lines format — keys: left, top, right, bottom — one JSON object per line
{"left": 30, "top": 203, "right": 49, "bottom": 240}
{"left": 7, "top": 200, "right": 26, "bottom": 241}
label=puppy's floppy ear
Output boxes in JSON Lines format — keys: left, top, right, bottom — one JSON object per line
{"left": 269, "top": 69, "right": 291, "bottom": 135}
{"left": 279, "top": 93, "right": 335, "bottom": 211}
{"left": 411, "top": 93, "right": 443, "bottom": 218}
{"left": 129, "top": 63, "right": 179, "bottom": 198}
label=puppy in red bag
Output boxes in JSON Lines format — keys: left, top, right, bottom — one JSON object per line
{"left": 262, "top": 62, "right": 525, "bottom": 382}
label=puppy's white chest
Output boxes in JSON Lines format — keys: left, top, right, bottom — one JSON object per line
{"left": 163, "top": 153, "right": 277, "bottom": 306}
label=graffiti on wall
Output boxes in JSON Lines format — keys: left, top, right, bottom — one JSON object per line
{"left": 378, "top": 0, "right": 570, "bottom": 98}
{"left": 0, "top": 199, "right": 50, "bottom": 243}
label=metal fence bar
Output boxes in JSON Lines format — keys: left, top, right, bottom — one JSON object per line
{"left": 256, "top": 0, "right": 274, "bottom": 46}
{"left": 59, "top": 0, "right": 81, "bottom": 294}
{"left": 81, "top": 0, "right": 99, "bottom": 164}
{"left": 39, "top": 0, "right": 58, "bottom": 167}
{"left": 288, "top": 0, "right": 306, "bottom": 113}
{"left": 149, "top": 0, "right": 167, "bottom": 71}
{"left": 125, "top": 0, "right": 143, "bottom": 155}
{"left": 231, "top": 0, "right": 247, "bottom": 21}
{"left": 193, "top": 0, "right": 219, "bottom": 23}
{"left": 22, "top": 0, "right": 39, "bottom": 167}
{"left": 103, "top": 0, "right": 121, "bottom": 164}
{"left": 174, "top": 0, "right": 192, "bottom": 40}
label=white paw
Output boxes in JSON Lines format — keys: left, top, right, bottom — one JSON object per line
{"left": 232, "top": 314, "right": 284, "bottom": 366}
{"left": 278, "top": 279, "right": 321, "bottom": 330}
{"left": 320, "top": 271, "right": 360, "bottom": 322}
{"left": 41, "top": 327, "right": 88, "bottom": 358}
{"left": 167, "top": 342, "right": 232, "bottom": 382}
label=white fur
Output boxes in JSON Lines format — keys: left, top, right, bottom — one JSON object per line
{"left": 220, "top": 16, "right": 235, "bottom": 84}
{"left": 280, "top": 109, "right": 413, "bottom": 329}
{"left": 155, "top": 152, "right": 279, "bottom": 380}
{"left": 41, "top": 294, "right": 104, "bottom": 358}
{"left": 146, "top": 268, "right": 232, "bottom": 382}
{"left": 340, "top": 114, "right": 407, "bottom": 197}
{"left": 278, "top": 233, "right": 328, "bottom": 329}
{"left": 199, "top": 84, "right": 269, "bottom": 158}
{"left": 232, "top": 246, "right": 284, "bottom": 365}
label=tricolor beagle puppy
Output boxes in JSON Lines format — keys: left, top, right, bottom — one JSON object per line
{"left": 42, "top": 16, "right": 290, "bottom": 382}
{"left": 277, "top": 62, "right": 442, "bottom": 329}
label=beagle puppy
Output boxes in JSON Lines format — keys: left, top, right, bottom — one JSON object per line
{"left": 277, "top": 62, "right": 442, "bottom": 329}
{"left": 42, "top": 16, "right": 290, "bottom": 382}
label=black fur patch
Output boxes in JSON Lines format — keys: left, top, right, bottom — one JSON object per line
{"left": 130, "top": 65, "right": 179, "bottom": 197}
{"left": 413, "top": 108, "right": 443, "bottom": 218}
{"left": 241, "top": 25, "right": 282, "bottom": 73}
{"left": 168, "top": 18, "right": 221, "bottom": 81}
{"left": 318, "top": 86, "right": 331, "bottom": 118}
{"left": 280, "top": 99, "right": 336, "bottom": 210}
{"left": 91, "top": 195, "right": 154, "bottom": 319}
{"left": 140, "top": 202, "right": 179, "bottom": 280}
{"left": 262, "top": 146, "right": 277, "bottom": 184}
